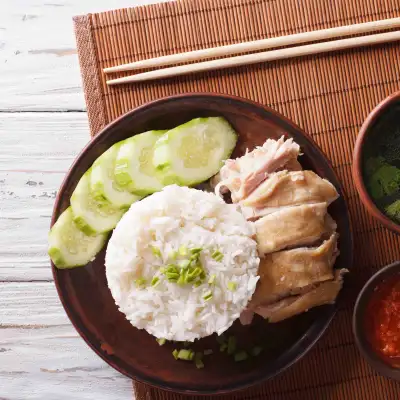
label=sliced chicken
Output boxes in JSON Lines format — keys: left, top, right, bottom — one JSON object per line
{"left": 254, "top": 269, "right": 347, "bottom": 322}
{"left": 249, "top": 233, "right": 339, "bottom": 307}
{"left": 241, "top": 170, "right": 339, "bottom": 209}
{"left": 255, "top": 203, "right": 336, "bottom": 254}
{"left": 214, "top": 136, "right": 300, "bottom": 201}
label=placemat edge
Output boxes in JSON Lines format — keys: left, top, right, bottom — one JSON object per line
{"left": 73, "top": 14, "right": 108, "bottom": 136}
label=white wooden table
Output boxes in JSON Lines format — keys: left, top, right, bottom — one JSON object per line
{"left": 0, "top": 1, "right": 169, "bottom": 398}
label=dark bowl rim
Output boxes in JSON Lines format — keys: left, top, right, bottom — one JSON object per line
{"left": 50, "top": 92, "right": 353, "bottom": 395}
{"left": 352, "top": 90, "right": 400, "bottom": 235}
{"left": 352, "top": 261, "right": 400, "bottom": 381}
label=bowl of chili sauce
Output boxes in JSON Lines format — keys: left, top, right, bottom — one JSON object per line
{"left": 353, "top": 262, "right": 400, "bottom": 381}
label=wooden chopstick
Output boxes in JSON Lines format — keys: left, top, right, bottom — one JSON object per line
{"left": 104, "top": 17, "right": 400, "bottom": 74}
{"left": 106, "top": 31, "right": 400, "bottom": 85}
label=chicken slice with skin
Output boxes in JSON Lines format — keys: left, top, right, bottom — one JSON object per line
{"left": 255, "top": 202, "right": 336, "bottom": 255}
{"left": 249, "top": 233, "right": 339, "bottom": 308}
{"left": 214, "top": 136, "right": 300, "bottom": 201}
{"left": 242, "top": 170, "right": 339, "bottom": 209}
{"left": 253, "top": 269, "right": 348, "bottom": 323}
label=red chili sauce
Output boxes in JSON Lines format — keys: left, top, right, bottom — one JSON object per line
{"left": 365, "top": 273, "right": 400, "bottom": 364}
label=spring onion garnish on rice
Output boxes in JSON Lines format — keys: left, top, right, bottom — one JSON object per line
{"left": 208, "top": 274, "right": 216, "bottom": 285}
{"left": 203, "top": 290, "right": 213, "bottom": 301}
{"left": 151, "top": 245, "right": 162, "bottom": 258}
{"left": 211, "top": 249, "right": 224, "bottom": 262}
{"left": 156, "top": 338, "right": 166, "bottom": 346}
{"left": 160, "top": 245, "right": 209, "bottom": 287}
{"left": 151, "top": 276, "right": 160, "bottom": 287}
{"left": 227, "top": 281, "right": 237, "bottom": 291}
{"left": 135, "top": 278, "right": 147, "bottom": 287}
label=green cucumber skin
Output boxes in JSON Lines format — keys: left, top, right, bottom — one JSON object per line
{"left": 48, "top": 208, "right": 108, "bottom": 269}
{"left": 153, "top": 117, "right": 237, "bottom": 186}
{"left": 70, "top": 171, "right": 124, "bottom": 234}
{"left": 48, "top": 247, "right": 67, "bottom": 269}
{"left": 114, "top": 130, "right": 167, "bottom": 196}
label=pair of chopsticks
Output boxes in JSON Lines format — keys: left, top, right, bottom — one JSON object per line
{"left": 105, "top": 17, "right": 400, "bottom": 85}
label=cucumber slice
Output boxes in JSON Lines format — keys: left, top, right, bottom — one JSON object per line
{"left": 114, "top": 130, "right": 166, "bottom": 196}
{"left": 90, "top": 143, "right": 142, "bottom": 208}
{"left": 71, "top": 171, "right": 125, "bottom": 235}
{"left": 153, "top": 117, "right": 237, "bottom": 186}
{"left": 48, "top": 207, "right": 107, "bottom": 269}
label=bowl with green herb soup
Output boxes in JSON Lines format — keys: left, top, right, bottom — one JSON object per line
{"left": 353, "top": 91, "right": 400, "bottom": 234}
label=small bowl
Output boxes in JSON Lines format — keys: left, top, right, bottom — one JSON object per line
{"left": 353, "top": 261, "right": 400, "bottom": 381}
{"left": 353, "top": 91, "right": 400, "bottom": 235}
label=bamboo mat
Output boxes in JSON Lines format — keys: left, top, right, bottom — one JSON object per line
{"left": 73, "top": 0, "right": 400, "bottom": 398}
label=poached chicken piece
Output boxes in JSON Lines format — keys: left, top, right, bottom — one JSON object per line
{"left": 254, "top": 203, "right": 336, "bottom": 255}
{"left": 214, "top": 136, "right": 300, "bottom": 201}
{"left": 240, "top": 170, "right": 339, "bottom": 221}
{"left": 241, "top": 170, "right": 338, "bottom": 209}
{"left": 249, "top": 233, "right": 339, "bottom": 307}
{"left": 253, "top": 269, "right": 347, "bottom": 323}
{"left": 213, "top": 135, "right": 347, "bottom": 324}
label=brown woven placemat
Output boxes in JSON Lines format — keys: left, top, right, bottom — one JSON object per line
{"left": 73, "top": 0, "right": 400, "bottom": 398}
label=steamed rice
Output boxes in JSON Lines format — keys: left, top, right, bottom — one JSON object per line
{"left": 105, "top": 185, "right": 260, "bottom": 341}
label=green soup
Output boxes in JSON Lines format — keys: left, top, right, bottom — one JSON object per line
{"left": 362, "top": 105, "right": 400, "bottom": 222}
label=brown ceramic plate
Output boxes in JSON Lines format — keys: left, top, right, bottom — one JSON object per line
{"left": 51, "top": 93, "right": 353, "bottom": 395}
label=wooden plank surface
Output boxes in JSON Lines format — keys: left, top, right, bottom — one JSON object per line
{"left": 0, "top": 0, "right": 169, "bottom": 111}
{"left": 0, "top": 0, "right": 168, "bottom": 398}
{"left": 0, "top": 282, "right": 132, "bottom": 399}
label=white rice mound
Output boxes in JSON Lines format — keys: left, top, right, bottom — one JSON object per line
{"left": 105, "top": 185, "right": 260, "bottom": 342}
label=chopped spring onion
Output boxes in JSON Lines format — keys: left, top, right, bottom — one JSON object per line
{"left": 203, "top": 349, "right": 213, "bottom": 356}
{"left": 234, "top": 350, "right": 248, "bottom": 362}
{"left": 156, "top": 338, "right": 166, "bottom": 346}
{"left": 190, "top": 247, "right": 203, "bottom": 254}
{"left": 166, "top": 264, "right": 178, "bottom": 273}
{"left": 208, "top": 274, "right": 216, "bottom": 285}
{"left": 227, "top": 336, "right": 237, "bottom": 355}
{"left": 227, "top": 281, "right": 237, "bottom": 292}
{"left": 178, "top": 245, "right": 188, "bottom": 256}
{"left": 166, "top": 272, "right": 180, "bottom": 280}
{"left": 177, "top": 349, "right": 194, "bottom": 361}
{"left": 251, "top": 346, "right": 263, "bottom": 356}
{"left": 195, "top": 359, "right": 204, "bottom": 369}
{"left": 172, "top": 349, "right": 179, "bottom": 360}
{"left": 203, "top": 290, "right": 213, "bottom": 301}
{"left": 211, "top": 250, "right": 223, "bottom": 261}
{"left": 151, "top": 276, "right": 160, "bottom": 287}
{"left": 195, "top": 352, "right": 204, "bottom": 369}
{"left": 151, "top": 246, "right": 162, "bottom": 258}
{"left": 193, "top": 280, "right": 202, "bottom": 287}
{"left": 135, "top": 278, "right": 147, "bottom": 287}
